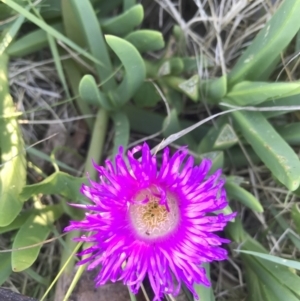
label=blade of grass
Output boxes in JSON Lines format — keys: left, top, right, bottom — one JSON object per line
{"left": 228, "top": 0, "right": 300, "bottom": 85}
{"left": 238, "top": 250, "right": 300, "bottom": 270}
{"left": 1, "top": 0, "right": 104, "bottom": 66}
{"left": 67, "top": 0, "right": 116, "bottom": 91}
{"left": 0, "top": 5, "right": 27, "bottom": 55}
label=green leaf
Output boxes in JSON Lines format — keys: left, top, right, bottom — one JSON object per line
{"left": 111, "top": 111, "right": 130, "bottom": 156}
{"left": 225, "top": 179, "right": 264, "bottom": 213}
{"left": 270, "top": 206, "right": 300, "bottom": 250}
{"left": 133, "top": 81, "right": 161, "bottom": 107}
{"left": 2, "top": 0, "right": 103, "bottom": 66}
{"left": 19, "top": 171, "right": 87, "bottom": 203}
{"left": 0, "top": 54, "right": 26, "bottom": 227}
{"left": 105, "top": 35, "right": 146, "bottom": 107}
{"left": 157, "top": 61, "right": 171, "bottom": 76}
{"left": 84, "top": 109, "right": 109, "bottom": 181}
{"left": 62, "top": 59, "right": 93, "bottom": 130}
{"left": 98, "top": 0, "right": 123, "bottom": 17}
{"left": 244, "top": 256, "right": 300, "bottom": 301}
{"left": 182, "top": 56, "right": 213, "bottom": 73}
{"left": 7, "top": 23, "right": 64, "bottom": 57}
{"left": 261, "top": 94, "right": 300, "bottom": 119}
{"left": 125, "top": 30, "right": 164, "bottom": 53}
{"left": 226, "top": 81, "right": 300, "bottom": 106}
{"left": 0, "top": 253, "right": 11, "bottom": 286}
{"left": 27, "top": 147, "right": 79, "bottom": 174}
{"left": 163, "top": 75, "right": 199, "bottom": 101}
{"left": 228, "top": 0, "right": 300, "bottom": 85}
{"left": 200, "top": 75, "right": 227, "bottom": 103}
{"left": 79, "top": 74, "right": 112, "bottom": 109}
{"left": 101, "top": 4, "right": 143, "bottom": 36}
{"left": 0, "top": 5, "right": 27, "bottom": 55}
{"left": 0, "top": 209, "right": 33, "bottom": 234}
{"left": 168, "top": 57, "right": 184, "bottom": 75}
{"left": 125, "top": 105, "right": 164, "bottom": 135}
{"left": 238, "top": 250, "right": 300, "bottom": 271}
{"left": 291, "top": 203, "right": 300, "bottom": 234}
{"left": 194, "top": 264, "right": 215, "bottom": 301}
{"left": 276, "top": 123, "right": 300, "bottom": 145}
{"left": 225, "top": 145, "right": 261, "bottom": 169}
{"left": 228, "top": 220, "right": 300, "bottom": 300}
{"left": 25, "top": 268, "right": 49, "bottom": 286}
{"left": 163, "top": 109, "right": 196, "bottom": 149}
{"left": 198, "top": 123, "right": 238, "bottom": 153}
{"left": 296, "top": 29, "right": 300, "bottom": 52}
{"left": 124, "top": 105, "right": 209, "bottom": 140}
{"left": 47, "top": 33, "right": 70, "bottom": 99}
{"left": 39, "top": 0, "right": 61, "bottom": 18}
{"left": 11, "top": 205, "right": 63, "bottom": 272}
{"left": 199, "top": 151, "right": 224, "bottom": 174}
{"left": 66, "top": 0, "right": 116, "bottom": 91}
{"left": 244, "top": 264, "right": 265, "bottom": 301}
{"left": 123, "top": 0, "right": 135, "bottom": 11}
{"left": 231, "top": 110, "right": 300, "bottom": 191}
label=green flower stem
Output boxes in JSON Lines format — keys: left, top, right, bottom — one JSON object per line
{"left": 84, "top": 109, "right": 109, "bottom": 178}
{"left": 56, "top": 109, "right": 108, "bottom": 295}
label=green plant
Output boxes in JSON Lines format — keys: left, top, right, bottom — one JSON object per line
{"left": 1, "top": 0, "right": 300, "bottom": 300}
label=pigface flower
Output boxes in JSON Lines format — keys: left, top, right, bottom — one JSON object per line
{"left": 65, "top": 143, "right": 235, "bottom": 300}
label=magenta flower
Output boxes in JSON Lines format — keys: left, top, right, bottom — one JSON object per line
{"left": 65, "top": 143, "right": 235, "bottom": 300}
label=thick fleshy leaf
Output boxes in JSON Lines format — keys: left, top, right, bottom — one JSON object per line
{"left": 101, "top": 4, "right": 143, "bottom": 36}
{"left": 0, "top": 54, "right": 26, "bottom": 227}
{"left": 62, "top": 58, "right": 93, "bottom": 130}
{"left": 228, "top": 0, "right": 300, "bottom": 85}
{"left": 244, "top": 265, "right": 265, "bottom": 301}
{"left": 163, "top": 109, "right": 196, "bottom": 149}
{"left": 226, "top": 81, "right": 300, "bottom": 106}
{"left": 164, "top": 75, "right": 199, "bottom": 101}
{"left": 65, "top": 0, "right": 116, "bottom": 91}
{"left": 123, "top": 0, "right": 135, "bottom": 11}
{"left": 225, "top": 145, "right": 261, "bottom": 169}
{"left": 291, "top": 204, "right": 300, "bottom": 234}
{"left": 261, "top": 94, "right": 300, "bottom": 119}
{"left": 133, "top": 82, "right": 161, "bottom": 107}
{"left": 11, "top": 205, "right": 63, "bottom": 272}
{"left": 199, "top": 151, "right": 224, "bottom": 174}
{"left": 198, "top": 122, "right": 238, "bottom": 153}
{"left": 231, "top": 110, "right": 300, "bottom": 191}
{"left": 105, "top": 35, "right": 146, "bottom": 107}
{"left": 200, "top": 75, "right": 227, "bottom": 103}
{"left": 225, "top": 178, "right": 263, "bottom": 213}
{"left": 124, "top": 105, "right": 209, "bottom": 140}
{"left": 79, "top": 74, "right": 112, "bottom": 110}
{"left": 19, "top": 172, "right": 87, "bottom": 203}
{"left": 98, "top": 0, "right": 122, "bottom": 16}
{"left": 194, "top": 264, "right": 215, "bottom": 301}
{"left": 125, "top": 30, "right": 164, "bottom": 53}
{"left": 0, "top": 253, "right": 11, "bottom": 285}
{"left": 276, "top": 123, "right": 300, "bottom": 145}
{"left": 111, "top": 111, "right": 130, "bottom": 156}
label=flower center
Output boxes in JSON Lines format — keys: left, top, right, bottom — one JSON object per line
{"left": 129, "top": 188, "right": 179, "bottom": 239}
